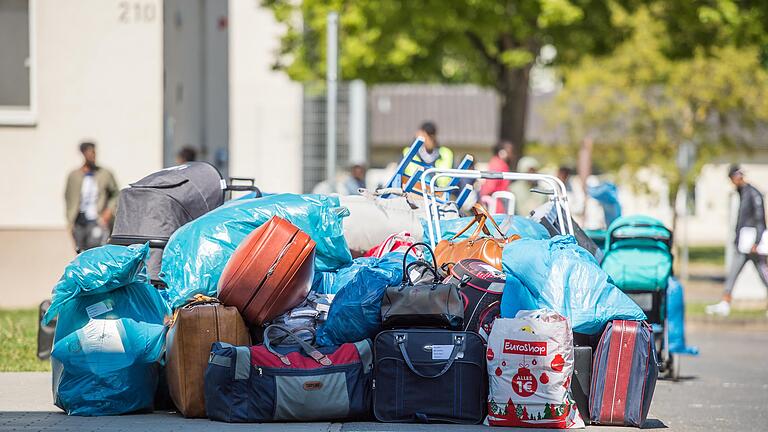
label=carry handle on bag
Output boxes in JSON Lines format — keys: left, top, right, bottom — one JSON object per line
{"left": 449, "top": 204, "right": 506, "bottom": 241}
{"left": 395, "top": 332, "right": 465, "bottom": 379}
{"left": 421, "top": 168, "right": 574, "bottom": 249}
{"left": 226, "top": 177, "right": 262, "bottom": 195}
{"left": 401, "top": 242, "right": 440, "bottom": 285}
{"left": 263, "top": 324, "right": 331, "bottom": 366}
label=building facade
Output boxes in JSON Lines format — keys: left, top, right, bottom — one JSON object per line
{"left": 0, "top": 0, "right": 302, "bottom": 307}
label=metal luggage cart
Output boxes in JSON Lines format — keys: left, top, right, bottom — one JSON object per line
{"left": 420, "top": 168, "right": 574, "bottom": 248}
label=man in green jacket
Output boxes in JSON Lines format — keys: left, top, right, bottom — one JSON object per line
{"left": 64, "top": 142, "right": 119, "bottom": 252}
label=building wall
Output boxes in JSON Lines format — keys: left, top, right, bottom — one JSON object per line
{"left": 228, "top": 0, "right": 302, "bottom": 194}
{"left": 0, "top": 0, "right": 163, "bottom": 308}
{"left": 0, "top": 0, "right": 164, "bottom": 229}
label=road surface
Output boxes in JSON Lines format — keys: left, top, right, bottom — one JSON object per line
{"left": 1, "top": 326, "right": 766, "bottom": 431}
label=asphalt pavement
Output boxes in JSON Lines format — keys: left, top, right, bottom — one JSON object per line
{"left": 1, "top": 326, "right": 766, "bottom": 432}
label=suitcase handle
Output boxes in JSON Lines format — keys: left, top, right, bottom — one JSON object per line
{"left": 396, "top": 333, "right": 464, "bottom": 379}
{"left": 263, "top": 324, "right": 331, "bottom": 366}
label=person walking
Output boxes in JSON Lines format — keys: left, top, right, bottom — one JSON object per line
{"left": 64, "top": 141, "right": 119, "bottom": 253}
{"left": 706, "top": 165, "right": 768, "bottom": 316}
{"left": 479, "top": 140, "right": 514, "bottom": 213}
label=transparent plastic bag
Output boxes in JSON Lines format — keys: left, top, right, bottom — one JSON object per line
{"left": 501, "top": 235, "right": 645, "bottom": 335}
{"left": 161, "top": 193, "right": 353, "bottom": 308}
{"left": 51, "top": 318, "right": 166, "bottom": 416}
{"left": 42, "top": 243, "right": 157, "bottom": 326}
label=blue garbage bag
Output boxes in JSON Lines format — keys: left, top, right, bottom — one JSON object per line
{"left": 316, "top": 253, "right": 412, "bottom": 346}
{"left": 422, "top": 214, "right": 549, "bottom": 244}
{"left": 42, "top": 243, "right": 158, "bottom": 326}
{"left": 667, "top": 276, "right": 699, "bottom": 355}
{"left": 161, "top": 193, "right": 353, "bottom": 309}
{"left": 51, "top": 318, "right": 166, "bottom": 416}
{"left": 41, "top": 244, "right": 170, "bottom": 416}
{"left": 501, "top": 235, "right": 645, "bottom": 334}
{"left": 311, "top": 270, "right": 340, "bottom": 295}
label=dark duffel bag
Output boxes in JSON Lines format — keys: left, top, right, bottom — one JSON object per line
{"left": 205, "top": 325, "right": 373, "bottom": 422}
{"left": 380, "top": 243, "right": 463, "bottom": 330}
{"left": 373, "top": 329, "right": 486, "bottom": 424}
{"left": 590, "top": 320, "right": 658, "bottom": 427}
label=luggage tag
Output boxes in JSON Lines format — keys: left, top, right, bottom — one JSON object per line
{"left": 431, "top": 345, "right": 464, "bottom": 360}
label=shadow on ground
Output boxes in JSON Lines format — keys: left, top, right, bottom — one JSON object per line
{"left": 0, "top": 411, "right": 666, "bottom": 432}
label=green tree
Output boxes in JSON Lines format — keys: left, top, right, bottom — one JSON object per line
{"left": 553, "top": 6, "right": 768, "bottom": 219}
{"left": 263, "top": 0, "right": 637, "bottom": 166}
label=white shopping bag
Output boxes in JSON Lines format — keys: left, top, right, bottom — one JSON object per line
{"left": 486, "top": 309, "right": 584, "bottom": 429}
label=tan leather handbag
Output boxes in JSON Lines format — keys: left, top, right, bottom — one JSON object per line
{"left": 435, "top": 204, "right": 520, "bottom": 270}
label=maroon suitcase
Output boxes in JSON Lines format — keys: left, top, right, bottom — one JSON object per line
{"left": 590, "top": 320, "right": 658, "bottom": 427}
{"left": 218, "top": 216, "right": 316, "bottom": 326}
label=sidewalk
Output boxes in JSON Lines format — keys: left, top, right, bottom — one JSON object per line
{"left": 4, "top": 327, "right": 767, "bottom": 431}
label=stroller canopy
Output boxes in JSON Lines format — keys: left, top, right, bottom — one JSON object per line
{"left": 601, "top": 215, "right": 673, "bottom": 292}
{"left": 110, "top": 162, "right": 228, "bottom": 283}
{"left": 112, "top": 162, "right": 226, "bottom": 242}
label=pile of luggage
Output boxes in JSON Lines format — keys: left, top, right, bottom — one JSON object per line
{"left": 41, "top": 162, "right": 661, "bottom": 428}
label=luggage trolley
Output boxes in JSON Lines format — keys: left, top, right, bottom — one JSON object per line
{"left": 420, "top": 169, "right": 575, "bottom": 248}
{"left": 600, "top": 215, "right": 679, "bottom": 379}
{"left": 382, "top": 138, "right": 475, "bottom": 209}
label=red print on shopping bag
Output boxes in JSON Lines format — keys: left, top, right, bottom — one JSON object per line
{"left": 503, "top": 340, "right": 547, "bottom": 356}
{"left": 511, "top": 366, "right": 538, "bottom": 397}
{"left": 551, "top": 353, "right": 565, "bottom": 372}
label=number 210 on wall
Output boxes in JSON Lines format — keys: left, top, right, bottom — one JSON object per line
{"left": 118, "top": 1, "right": 156, "bottom": 23}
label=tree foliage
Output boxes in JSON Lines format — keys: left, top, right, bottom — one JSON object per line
{"left": 553, "top": 6, "right": 768, "bottom": 203}
{"left": 263, "top": 0, "right": 637, "bottom": 164}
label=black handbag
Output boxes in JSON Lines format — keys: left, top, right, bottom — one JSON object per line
{"left": 373, "top": 329, "right": 487, "bottom": 424}
{"left": 380, "top": 243, "right": 464, "bottom": 330}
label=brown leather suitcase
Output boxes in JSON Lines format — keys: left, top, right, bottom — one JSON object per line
{"left": 218, "top": 215, "right": 316, "bottom": 326}
{"left": 165, "top": 296, "right": 250, "bottom": 418}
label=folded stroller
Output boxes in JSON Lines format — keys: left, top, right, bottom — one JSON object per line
{"left": 109, "top": 162, "right": 260, "bottom": 284}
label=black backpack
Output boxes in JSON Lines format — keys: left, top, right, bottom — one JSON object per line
{"left": 445, "top": 258, "right": 505, "bottom": 341}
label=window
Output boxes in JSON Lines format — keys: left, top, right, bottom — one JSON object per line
{"left": 0, "top": 0, "right": 34, "bottom": 125}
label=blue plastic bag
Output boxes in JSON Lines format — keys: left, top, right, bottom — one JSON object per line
{"left": 667, "top": 277, "right": 699, "bottom": 355}
{"left": 422, "top": 214, "right": 550, "bottom": 244}
{"left": 42, "top": 243, "right": 170, "bottom": 416}
{"left": 161, "top": 193, "right": 353, "bottom": 309}
{"left": 501, "top": 235, "right": 645, "bottom": 335}
{"left": 43, "top": 244, "right": 157, "bottom": 326}
{"left": 316, "top": 253, "right": 411, "bottom": 346}
{"left": 52, "top": 318, "right": 166, "bottom": 416}
{"left": 311, "top": 270, "right": 340, "bottom": 295}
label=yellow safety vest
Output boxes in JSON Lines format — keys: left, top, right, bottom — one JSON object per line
{"left": 402, "top": 146, "right": 455, "bottom": 188}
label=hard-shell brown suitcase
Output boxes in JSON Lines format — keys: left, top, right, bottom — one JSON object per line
{"left": 166, "top": 296, "right": 251, "bottom": 418}
{"left": 218, "top": 215, "right": 316, "bottom": 326}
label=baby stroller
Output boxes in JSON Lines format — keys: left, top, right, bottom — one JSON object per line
{"left": 600, "top": 215, "right": 678, "bottom": 378}
{"left": 109, "top": 162, "right": 260, "bottom": 285}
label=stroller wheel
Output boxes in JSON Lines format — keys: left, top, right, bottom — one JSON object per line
{"left": 665, "top": 353, "right": 680, "bottom": 381}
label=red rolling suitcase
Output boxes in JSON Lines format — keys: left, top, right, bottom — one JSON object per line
{"left": 218, "top": 216, "right": 316, "bottom": 326}
{"left": 590, "top": 320, "right": 658, "bottom": 427}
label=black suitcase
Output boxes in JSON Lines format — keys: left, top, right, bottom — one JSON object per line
{"left": 373, "top": 329, "right": 486, "bottom": 424}
{"left": 572, "top": 345, "right": 592, "bottom": 424}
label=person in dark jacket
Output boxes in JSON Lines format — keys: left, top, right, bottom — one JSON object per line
{"left": 707, "top": 165, "right": 768, "bottom": 316}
